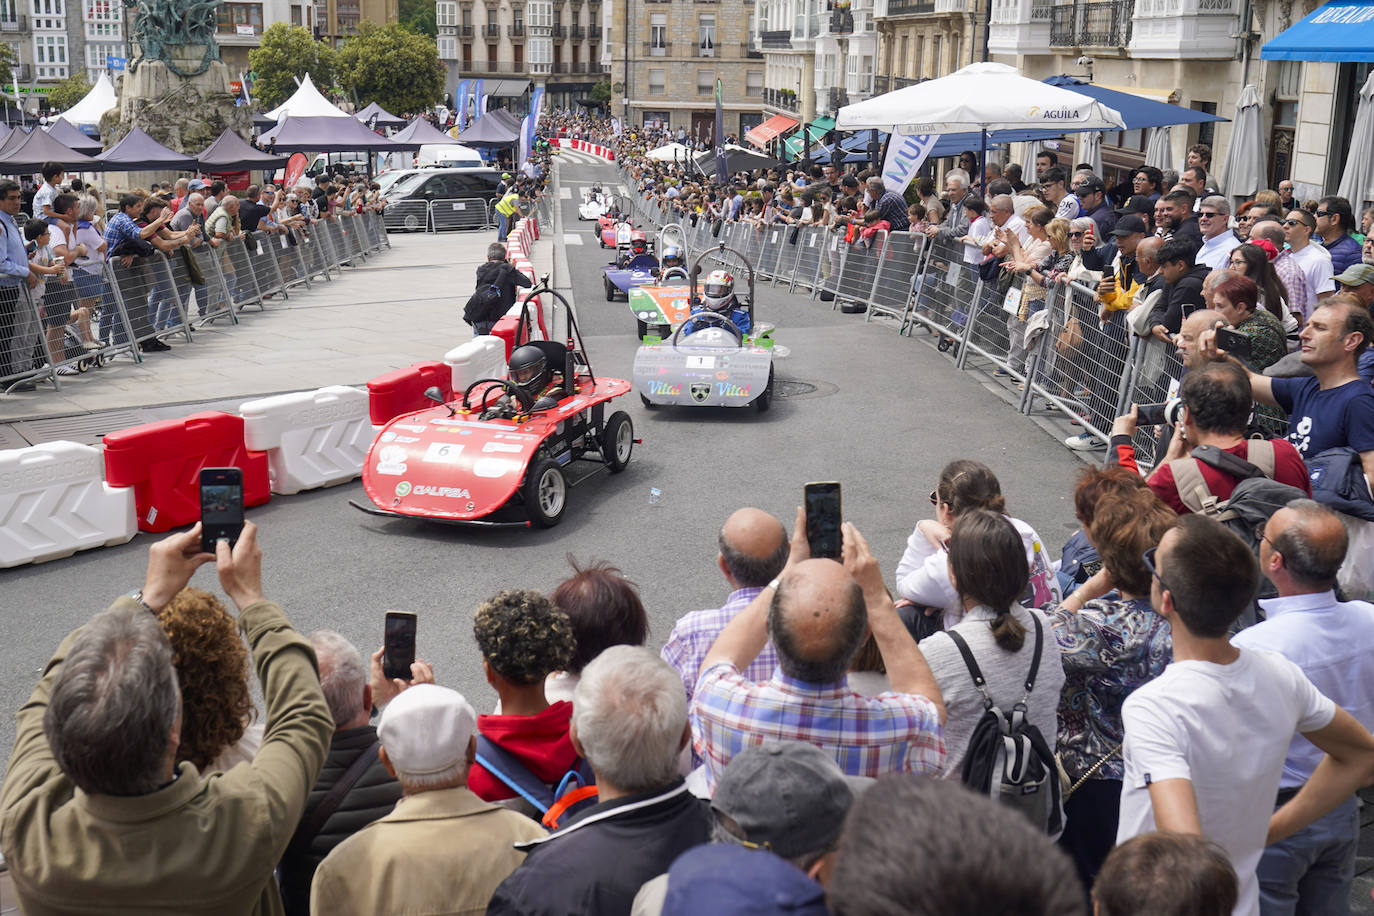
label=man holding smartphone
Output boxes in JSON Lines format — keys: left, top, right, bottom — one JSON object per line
{"left": 1, "top": 522, "right": 334, "bottom": 916}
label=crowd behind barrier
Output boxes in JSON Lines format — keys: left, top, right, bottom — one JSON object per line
{"left": 1, "top": 208, "right": 391, "bottom": 397}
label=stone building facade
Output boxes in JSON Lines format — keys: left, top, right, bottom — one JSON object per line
{"left": 315, "top": 0, "right": 397, "bottom": 47}
{"left": 608, "top": 0, "right": 764, "bottom": 140}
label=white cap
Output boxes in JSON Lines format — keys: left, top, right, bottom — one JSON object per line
{"left": 377, "top": 684, "right": 477, "bottom": 775}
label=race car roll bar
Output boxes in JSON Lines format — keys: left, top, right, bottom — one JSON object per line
{"left": 515, "top": 276, "right": 596, "bottom": 388}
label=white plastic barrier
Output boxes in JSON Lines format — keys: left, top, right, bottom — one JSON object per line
{"left": 240, "top": 385, "right": 374, "bottom": 495}
{"left": 446, "top": 336, "right": 508, "bottom": 392}
{"left": 0, "top": 441, "right": 137, "bottom": 568}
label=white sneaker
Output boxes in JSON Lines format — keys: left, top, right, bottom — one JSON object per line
{"left": 1064, "top": 432, "right": 1101, "bottom": 451}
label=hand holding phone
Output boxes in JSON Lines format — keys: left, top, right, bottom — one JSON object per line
{"left": 199, "top": 467, "right": 245, "bottom": 554}
{"left": 383, "top": 611, "right": 418, "bottom": 681}
{"left": 1215, "top": 326, "right": 1253, "bottom": 361}
{"left": 804, "top": 481, "right": 843, "bottom": 561}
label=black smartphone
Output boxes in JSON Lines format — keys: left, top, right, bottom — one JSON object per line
{"left": 1215, "top": 327, "right": 1253, "bottom": 361}
{"left": 199, "top": 467, "right": 244, "bottom": 554}
{"left": 804, "top": 481, "right": 843, "bottom": 561}
{"left": 383, "top": 611, "right": 418, "bottom": 681}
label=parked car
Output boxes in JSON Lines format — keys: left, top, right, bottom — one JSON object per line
{"left": 381, "top": 167, "right": 506, "bottom": 232}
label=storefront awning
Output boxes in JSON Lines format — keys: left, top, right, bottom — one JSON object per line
{"left": 782, "top": 116, "right": 836, "bottom": 158}
{"left": 744, "top": 114, "right": 800, "bottom": 148}
{"left": 486, "top": 79, "right": 532, "bottom": 98}
{"left": 1262, "top": 0, "right": 1374, "bottom": 61}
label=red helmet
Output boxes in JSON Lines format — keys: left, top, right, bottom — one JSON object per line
{"left": 631, "top": 237, "right": 648, "bottom": 255}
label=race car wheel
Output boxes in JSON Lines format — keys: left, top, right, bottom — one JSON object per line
{"left": 523, "top": 458, "right": 567, "bottom": 528}
{"left": 605, "top": 277, "right": 616, "bottom": 301}
{"left": 639, "top": 393, "right": 656, "bottom": 410}
{"left": 602, "top": 411, "right": 633, "bottom": 472}
{"left": 755, "top": 366, "right": 774, "bottom": 413}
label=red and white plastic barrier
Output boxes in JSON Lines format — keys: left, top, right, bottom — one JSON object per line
{"left": 0, "top": 441, "right": 137, "bottom": 568}
{"left": 551, "top": 137, "right": 616, "bottom": 162}
{"left": 367, "top": 361, "right": 454, "bottom": 426}
{"left": 240, "top": 386, "right": 374, "bottom": 495}
{"left": 102, "top": 411, "right": 271, "bottom": 532}
{"left": 445, "top": 336, "right": 508, "bottom": 394}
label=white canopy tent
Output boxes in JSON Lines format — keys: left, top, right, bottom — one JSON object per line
{"left": 646, "top": 142, "right": 694, "bottom": 162}
{"left": 264, "top": 74, "right": 350, "bottom": 120}
{"left": 58, "top": 72, "right": 118, "bottom": 128}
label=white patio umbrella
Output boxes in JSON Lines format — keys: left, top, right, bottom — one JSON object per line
{"left": 1144, "top": 126, "right": 1172, "bottom": 169}
{"left": 1078, "top": 131, "right": 1102, "bottom": 176}
{"left": 647, "top": 142, "right": 694, "bottom": 162}
{"left": 1337, "top": 71, "right": 1374, "bottom": 208}
{"left": 837, "top": 62, "right": 1124, "bottom": 187}
{"left": 1215, "top": 85, "right": 1266, "bottom": 200}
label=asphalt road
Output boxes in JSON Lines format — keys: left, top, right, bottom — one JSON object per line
{"left": 0, "top": 156, "right": 1084, "bottom": 771}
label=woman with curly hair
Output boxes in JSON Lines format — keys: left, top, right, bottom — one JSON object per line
{"left": 157, "top": 587, "right": 260, "bottom": 772}
{"left": 468, "top": 588, "right": 579, "bottom": 805}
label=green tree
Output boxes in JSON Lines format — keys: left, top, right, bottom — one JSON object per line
{"left": 398, "top": 0, "right": 437, "bottom": 36}
{"left": 247, "top": 23, "right": 336, "bottom": 111}
{"left": 0, "top": 44, "right": 15, "bottom": 93}
{"left": 590, "top": 79, "right": 610, "bottom": 103}
{"left": 47, "top": 72, "right": 91, "bottom": 112}
{"left": 335, "top": 22, "right": 443, "bottom": 116}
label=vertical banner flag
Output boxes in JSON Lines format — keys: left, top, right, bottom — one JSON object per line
{"left": 455, "top": 79, "right": 470, "bottom": 128}
{"left": 714, "top": 79, "right": 727, "bottom": 183}
{"left": 881, "top": 133, "right": 940, "bottom": 196}
{"left": 518, "top": 115, "right": 532, "bottom": 165}
{"left": 529, "top": 85, "right": 545, "bottom": 133}
{"left": 611, "top": 116, "right": 621, "bottom": 136}
{"left": 472, "top": 79, "right": 485, "bottom": 122}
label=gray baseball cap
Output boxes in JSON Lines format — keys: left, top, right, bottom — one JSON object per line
{"left": 711, "top": 741, "right": 866, "bottom": 860}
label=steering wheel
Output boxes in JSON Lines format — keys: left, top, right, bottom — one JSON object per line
{"left": 673, "top": 310, "right": 743, "bottom": 347}
{"left": 462, "top": 378, "right": 534, "bottom": 416}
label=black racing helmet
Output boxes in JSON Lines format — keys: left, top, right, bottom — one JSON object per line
{"left": 508, "top": 345, "right": 549, "bottom": 394}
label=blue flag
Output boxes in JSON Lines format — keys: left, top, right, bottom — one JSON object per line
{"left": 455, "top": 79, "right": 470, "bottom": 128}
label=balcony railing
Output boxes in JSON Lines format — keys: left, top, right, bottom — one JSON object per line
{"left": 459, "top": 24, "right": 474, "bottom": 37}
{"left": 1050, "top": 0, "right": 1133, "bottom": 46}
{"left": 760, "top": 28, "right": 791, "bottom": 47}
{"left": 642, "top": 40, "right": 671, "bottom": 54}
{"left": 1030, "top": 0, "right": 1053, "bottom": 17}
{"left": 763, "top": 87, "right": 799, "bottom": 112}
{"left": 481, "top": 23, "right": 500, "bottom": 37}
{"left": 829, "top": 9, "right": 853, "bottom": 31}
{"left": 508, "top": 22, "right": 524, "bottom": 36}
{"left": 885, "top": 0, "right": 934, "bottom": 13}
{"left": 741, "top": 40, "right": 763, "bottom": 57}
{"left": 0, "top": 13, "right": 23, "bottom": 30}
{"left": 552, "top": 24, "right": 566, "bottom": 37}
{"left": 466, "top": 60, "right": 528, "bottom": 73}
{"left": 571, "top": 24, "right": 585, "bottom": 37}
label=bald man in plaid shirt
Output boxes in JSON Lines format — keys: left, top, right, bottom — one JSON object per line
{"left": 690, "top": 511, "right": 946, "bottom": 792}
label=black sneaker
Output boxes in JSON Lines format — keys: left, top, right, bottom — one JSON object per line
{"left": 819, "top": 290, "right": 835, "bottom": 301}
{"left": 141, "top": 338, "right": 172, "bottom": 352}
{"left": 840, "top": 303, "right": 865, "bottom": 314}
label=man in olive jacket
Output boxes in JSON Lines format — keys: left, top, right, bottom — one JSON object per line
{"left": 0, "top": 522, "right": 333, "bottom": 916}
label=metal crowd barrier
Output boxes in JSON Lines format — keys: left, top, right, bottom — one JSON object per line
{"left": 833, "top": 230, "right": 887, "bottom": 314}
{"left": 266, "top": 230, "right": 311, "bottom": 292}
{"left": 105, "top": 251, "right": 194, "bottom": 350}
{"left": 0, "top": 275, "right": 143, "bottom": 393}
{"left": 903, "top": 235, "right": 979, "bottom": 343}
{"left": 186, "top": 245, "right": 237, "bottom": 325}
{"left": 339, "top": 213, "right": 369, "bottom": 264}
{"left": 295, "top": 227, "right": 334, "bottom": 283}
{"left": 865, "top": 231, "right": 927, "bottom": 324}
{"left": 318, "top": 219, "right": 348, "bottom": 271}
{"left": 218, "top": 236, "right": 265, "bottom": 310}
{"left": 430, "top": 197, "right": 491, "bottom": 232}
{"left": 384, "top": 200, "right": 431, "bottom": 233}
{"left": 244, "top": 231, "right": 289, "bottom": 300}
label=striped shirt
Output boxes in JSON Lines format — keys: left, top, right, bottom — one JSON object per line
{"left": 660, "top": 587, "right": 776, "bottom": 707}
{"left": 690, "top": 662, "right": 945, "bottom": 792}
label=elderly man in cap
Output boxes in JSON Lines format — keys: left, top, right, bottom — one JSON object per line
{"left": 632, "top": 741, "right": 862, "bottom": 915}
{"left": 309, "top": 684, "right": 543, "bottom": 915}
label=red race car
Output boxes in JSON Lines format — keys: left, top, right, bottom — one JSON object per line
{"left": 351, "top": 282, "right": 636, "bottom": 528}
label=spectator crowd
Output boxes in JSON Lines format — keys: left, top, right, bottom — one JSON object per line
{"left": 5, "top": 112, "right": 1374, "bottom": 916}
{"left": 1, "top": 162, "right": 388, "bottom": 391}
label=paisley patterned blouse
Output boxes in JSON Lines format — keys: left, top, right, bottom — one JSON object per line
{"left": 1047, "top": 597, "right": 1172, "bottom": 782}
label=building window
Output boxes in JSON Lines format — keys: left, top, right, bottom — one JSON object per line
{"left": 487, "top": 41, "right": 497, "bottom": 64}
{"left": 951, "top": 33, "right": 961, "bottom": 69}
{"left": 642, "top": 110, "right": 669, "bottom": 128}
{"left": 461, "top": 5, "right": 471, "bottom": 25}
{"left": 84, "top": 39, "right": 119, "bottom": 79}
{"left": 697, "top": 68, "right": 712, "bottom": 94}
{"left": 83, "top": 0, "right": 121, "bottom": 40}
{"left": 436, "top": 0, "right": 456, "bottom": 25}
{"left": 513, "top": 43, "right": 522, "bottom": 66}
{"left": 931, "top": 34, "right": 941, "bottom": 76}
{"left": 216, "top": 2, "right": 263, "bottom": 34}
{"left": 648, "top": 67, "right": 665, "bottom": 94}
{"left": 438, "top": 34, "right": 456, "bottom": 57}
{"left": 33, "top": 32, "right": 65, "bottom": 78}
{"left": 746, "top": 68, "right": 762, "bottom": 97}
{"left": 649, "top": 12, "right": 665, "bottom": 54}
{"left": 698, "top": 13, "right": 714, "bottom": 56}
{"left": 31, "top": 0, "right": 63, "bottom": 30}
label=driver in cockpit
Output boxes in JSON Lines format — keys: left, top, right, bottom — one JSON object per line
{"left": 658, "top": 246, "right": 688, "bottom": 282}
{"left": 680, "top": 269, "right": 751, "bottom": 337}
{"left": 493, "top": 344, "right": 564, "bottom": 417}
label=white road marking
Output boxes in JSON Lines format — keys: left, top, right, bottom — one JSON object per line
{"left": 563, "top": 234, "right": 584, "bottom": 245}
{"left": 558, "top": 186, "right": 572, "bottom": 199}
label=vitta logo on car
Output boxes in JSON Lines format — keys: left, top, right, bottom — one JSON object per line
{"left": 648, "top": 381, "right": 682, "bottom": 396}
{"left": 412, "top": 485, "right": 473, "bottom": 498}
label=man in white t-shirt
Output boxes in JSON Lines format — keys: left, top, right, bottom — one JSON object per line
{"left": 1283, "top": 209, "right": 1336, "bottom": 319}
{"left": 1118, "top": 514, "right": 1374, "bottom": 916}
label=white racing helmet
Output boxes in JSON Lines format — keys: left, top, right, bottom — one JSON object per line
{"left": 702, "top": 269, "right": 735, "bottom": 313}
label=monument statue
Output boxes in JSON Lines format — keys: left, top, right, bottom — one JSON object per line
{"left": 122, "top": 0, "right": 222, "bottom": 77}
